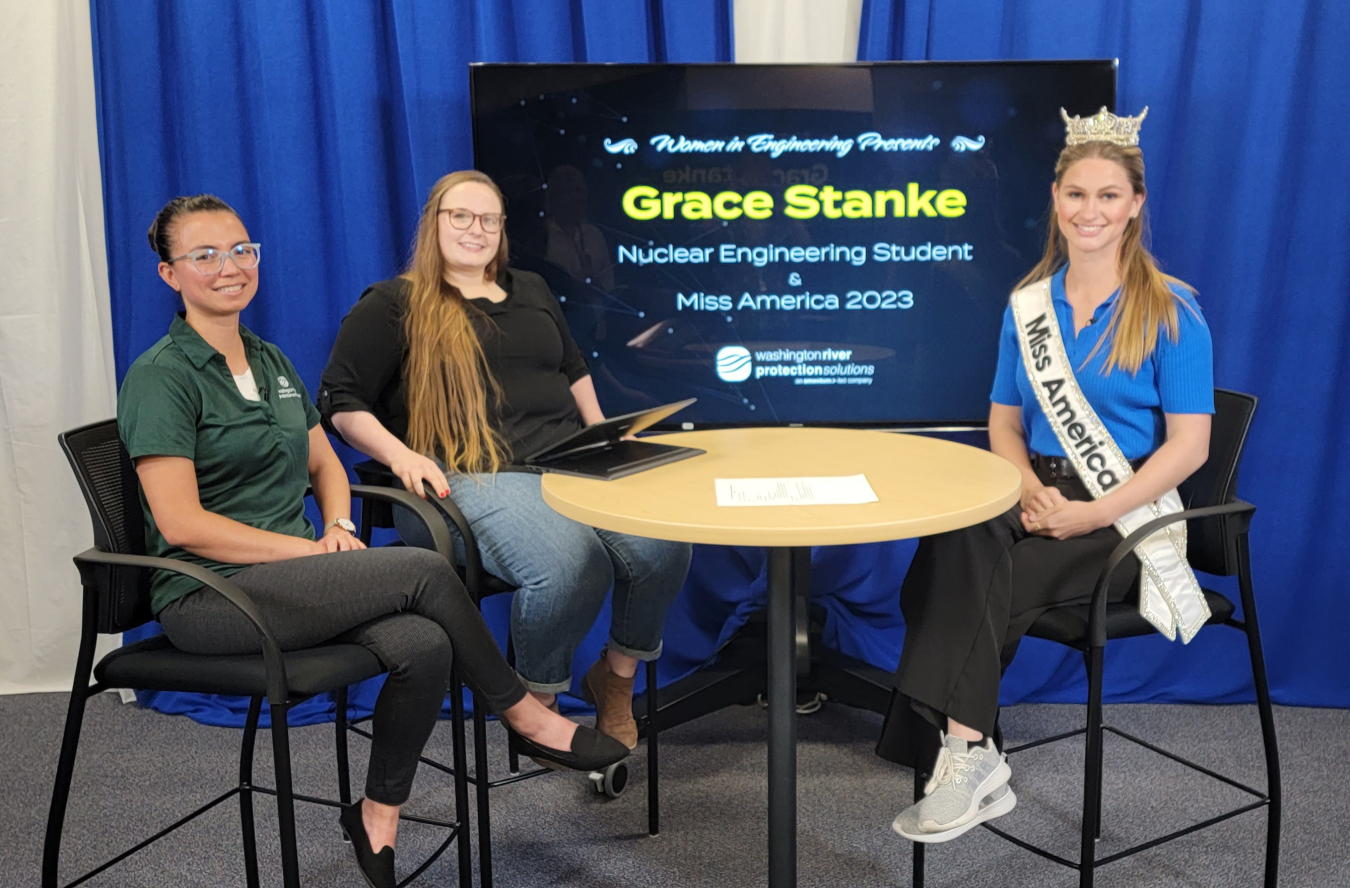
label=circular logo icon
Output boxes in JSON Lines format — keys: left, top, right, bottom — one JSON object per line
{"left": 715, "top": 345, "right": 752, "bottom": 383}
{"left": 277, "top": 376, "right": 290, "bottom": 388}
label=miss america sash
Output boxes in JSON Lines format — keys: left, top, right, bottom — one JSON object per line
{"left": 1012, "top": 280, "right": 1208, "bottom": 642}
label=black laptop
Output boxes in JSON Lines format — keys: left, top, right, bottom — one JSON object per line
{"left": 524, "top": 399, "right": 704, "bottom": 480}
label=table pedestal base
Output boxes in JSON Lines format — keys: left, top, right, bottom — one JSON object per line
{"left": 639, "top": 547, "right": 899, "bottom": 888}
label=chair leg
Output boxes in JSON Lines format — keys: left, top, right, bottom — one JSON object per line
{"left": 334, "top": 687, "right": 352, "bottom": 807}
{"left": 912, "top": 766, "right": 926, "bottom": 888}
{"left": 646, "top": 658, "right": 659, "bottom": 837}
{"left": 1082, "top": 650, "right": 1104, "bottom": 843}
{"left": 41, "top": 606, "right": 98, "bottom": 888}
{"left": 239, "top": 696, "right": 263, "bottom": 888}
{"left": 1237, "top": 535, "right": 1281, "bottom": 888}
{"left": 450, "top": 671, "right": 473, "bottom": 888}
{"left": 504, "top": 636, "right": 521, "bottom": 775}
{"left": 473, "top": 695, "right": 494, "bottom": 888}
{"left": 270, "top": 701, "right": 302, "bottom": 888}
{"left": 1080, "top": 645, "right": 1105, "bottom": 888}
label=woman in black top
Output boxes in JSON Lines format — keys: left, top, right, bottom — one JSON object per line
{"left": 123, "top": 195, "right": 627, "bottom": 888}
{"left": 321, "top": 170, "right": 691, "bottom": 750}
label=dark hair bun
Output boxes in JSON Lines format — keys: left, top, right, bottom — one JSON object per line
{"left": 147, "top": 194, "right": 239, "bottom": 261}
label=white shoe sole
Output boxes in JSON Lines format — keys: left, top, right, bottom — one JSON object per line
{"left": 893, "top": 786, "right": 1017, "bottom": 843}
{"left": 891, "top": 759, "right": 1015, "bottom": 844}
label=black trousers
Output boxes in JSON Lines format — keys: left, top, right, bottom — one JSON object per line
{"left": 877, "top": 471, "right": 1140, "bottom": 761}
{"left": 159, "top": 547, "right": 528, "bottom": 805}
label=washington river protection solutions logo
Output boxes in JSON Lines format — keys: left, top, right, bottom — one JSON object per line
{"left": 714, "top": 344, "right": 876, "bottom": 386}
{"left": 715, "top": 346, "right": 753, "bottom": 382}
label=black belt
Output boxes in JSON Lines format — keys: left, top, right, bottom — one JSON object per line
{"left": 1031, "top": 453, "right": 1148, "bottom": 482}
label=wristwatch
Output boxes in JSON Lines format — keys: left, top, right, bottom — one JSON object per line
{"left": 326, "top": 517, "right": 357, "bottom": 535}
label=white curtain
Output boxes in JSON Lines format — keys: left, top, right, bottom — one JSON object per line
{"left": 0, "top": 0, "right": 119, "bottom": 694}
{"left": 734, "top": 0, "right": 864, "bottom": 63}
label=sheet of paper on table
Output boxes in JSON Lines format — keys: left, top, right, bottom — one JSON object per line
{"left": 714, "top": 474, "right": 879, "bottom": 507}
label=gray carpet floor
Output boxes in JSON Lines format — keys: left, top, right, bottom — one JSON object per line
{"left": 4, "top": 691, "right": 1345, "bottom": 888}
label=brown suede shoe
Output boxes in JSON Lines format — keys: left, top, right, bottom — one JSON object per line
{"left": 581, "top": 653, "right": 638, "bottom": 750}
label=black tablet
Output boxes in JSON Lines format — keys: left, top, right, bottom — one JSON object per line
{"left": 524, "top": 398, "right": 705, "bottom": 479}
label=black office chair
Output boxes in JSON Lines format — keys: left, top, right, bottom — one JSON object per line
{"left": 43, "top": 420, "right": 473, "bottom": 888}
{"left": 909, "top": 389, "right": 1280, "bottom": 888}
{"left": 353, "top": 459, "right": 661, "bottom": 888}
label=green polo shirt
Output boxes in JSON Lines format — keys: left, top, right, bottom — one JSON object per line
{"left": 117, "top": 314, "right": 322, "bottom": 613}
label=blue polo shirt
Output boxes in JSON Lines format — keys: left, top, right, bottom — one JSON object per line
{"left": 990, "top": 266, "right": 1214, "bottom": 459}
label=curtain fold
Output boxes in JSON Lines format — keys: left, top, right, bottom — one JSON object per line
{"left": 859, "top": 0, "right": 1350, "bottom": 705}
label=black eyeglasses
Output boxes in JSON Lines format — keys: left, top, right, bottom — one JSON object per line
{"left": 168, "top": 243, "right": 261, "bottom": 275}
{"left": 437, "top": 208, "right": 506, "bottom": 233}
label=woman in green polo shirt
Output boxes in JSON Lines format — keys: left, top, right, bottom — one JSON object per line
{"left": 118, "top": 195, "right": 628, "bottom": 888}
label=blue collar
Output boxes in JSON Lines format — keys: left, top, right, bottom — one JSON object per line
{"left": 1051, "top": 266, "right": 1120, "bottom": 323}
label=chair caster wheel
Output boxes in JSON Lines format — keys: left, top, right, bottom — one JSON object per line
{"left": 589, "top": 761, "right": 629, "bottom": 798}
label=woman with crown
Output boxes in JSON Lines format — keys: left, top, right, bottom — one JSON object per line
{"left": 880, "top": 108, "right": 1215, "bottom": 842}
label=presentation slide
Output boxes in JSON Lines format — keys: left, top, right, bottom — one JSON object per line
{"left": 471, "top": 62, "right": 1115, "bottom": 426}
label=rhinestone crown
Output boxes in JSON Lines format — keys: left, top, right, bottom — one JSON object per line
{"left": 1061, "top": 106, "right": 1149, "bottom": 147}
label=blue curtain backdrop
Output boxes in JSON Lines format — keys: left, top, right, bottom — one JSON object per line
{"left": 90, "top": 0, "right": 735, "bottom": 726}
{"left": 858, "top": 0, "right": 1350, "bottom": 708}
{"left": 88, "top": 0, "right": 1347, "bottom": 727}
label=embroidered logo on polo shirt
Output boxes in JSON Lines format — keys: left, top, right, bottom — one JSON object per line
{"left": 277, "top": 375, "right": 300, "bottom": 399}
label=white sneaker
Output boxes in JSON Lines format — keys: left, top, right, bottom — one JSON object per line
{"left": 891, "top": 734, "right": 1015, "bottom": 843}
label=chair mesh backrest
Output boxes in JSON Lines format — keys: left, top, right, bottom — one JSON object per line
{"left": 1176, "top": 389, "right": 1258, "bottom": 576}
{"left": 58, "top": 419, "right": 154, "bottom": 633}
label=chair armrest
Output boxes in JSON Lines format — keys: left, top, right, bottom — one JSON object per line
{"left": 1087, "top": 499, "right": 1256, "bottom": 646}
{"left": 72, "top": 548, "right": 290, "bottom": 704}
{"left": 350, "top": 461, "right": 488, "bottom": 604}
{"left": 348, "top": 484, "right": 455, "bottom": 562}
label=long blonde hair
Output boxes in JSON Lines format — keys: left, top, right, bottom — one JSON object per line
{"left": 1015, "top": 141, "right": 1192, "bottom": 374}
{"left": 401, "top": 170, "right": 510, "bottom": 473}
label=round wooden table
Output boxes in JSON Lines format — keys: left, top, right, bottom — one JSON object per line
{"left": 542, "top": 427, "right": 1021, "bottom": 888}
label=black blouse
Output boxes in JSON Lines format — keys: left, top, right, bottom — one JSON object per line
{"left": 319, "top": 268, "right": 591, "bottom": 463}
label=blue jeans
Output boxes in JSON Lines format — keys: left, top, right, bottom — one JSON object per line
{"left": 395, "top": 471, "right": 692, "bottom": 694}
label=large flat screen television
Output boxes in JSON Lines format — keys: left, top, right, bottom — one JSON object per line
{"left": 470, "top": 61, "right": 1116, "bottom": 428}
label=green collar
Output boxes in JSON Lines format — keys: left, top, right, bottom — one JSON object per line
{"left": 168, "top": 313, "right": 263, "bottom": 370}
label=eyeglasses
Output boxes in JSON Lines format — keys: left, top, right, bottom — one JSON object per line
{"left": 438, "top": 208, "right": 506, "bottom": 233}
{"left": 168, "top": 243, "right": 262, "bottom": 276}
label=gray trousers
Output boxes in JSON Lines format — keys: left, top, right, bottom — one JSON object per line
{"left": 159, "top": 547, "right": 527, "bottom": 805}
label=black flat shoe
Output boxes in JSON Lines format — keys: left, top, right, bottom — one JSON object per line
{"left": 508, "top": 724, "right": 630, "bottom": 772}
{"left": 339, "top": 799, "right": 396, "bottom": 888}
